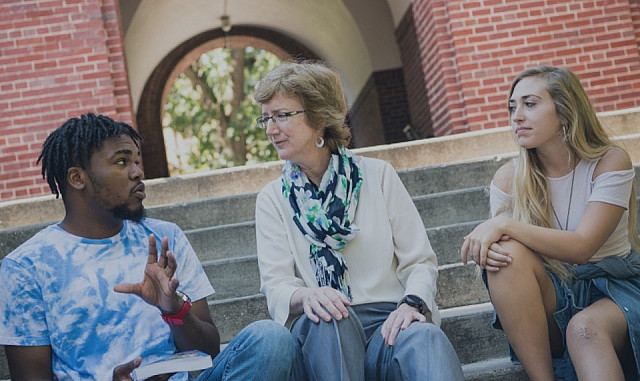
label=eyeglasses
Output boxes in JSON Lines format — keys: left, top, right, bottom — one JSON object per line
{"left": 256, "top": 110, "right": 305, "bottom": 129}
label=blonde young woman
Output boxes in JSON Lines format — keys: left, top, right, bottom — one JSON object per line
{"left": 461, "top": 66, "right": 640, "bottom": 380}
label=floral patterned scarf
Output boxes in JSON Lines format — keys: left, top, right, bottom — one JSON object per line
{"left": 282, "top": 146, "right": 363, "bottom": 300}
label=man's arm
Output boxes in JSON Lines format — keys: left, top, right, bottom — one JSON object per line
{"left": 5, "top": 345, "right": 53, "bottom": 380}
{"left": 114, "top": 234, "right": 220, "bottom": 357}
{"left": 168, "top": 298, "right": 220, "bottom": 357}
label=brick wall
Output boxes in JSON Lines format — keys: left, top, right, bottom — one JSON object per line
{"left": 2, "top": 0, "right": 640, "bottom": 201}
{"left": 0, "top": 0, "right": 133, "bottom": 200}
{"left": 396, "top": 5, "right": 434, "bottom": 138}
{"left": 412, "top": 0, "right": 640, "bottom": 135}
{"left": 349, "top": 68, "right": 412, "bottom": 146}
{"left": 631, "top": 0, "right": 640, "bottom": 52}
{"left": 373, "top": 69, "right": 413, "bottom": 144}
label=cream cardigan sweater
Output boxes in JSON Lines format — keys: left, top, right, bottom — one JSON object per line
{"left": 255, "top": 157, "right": 440, "bottom": 327}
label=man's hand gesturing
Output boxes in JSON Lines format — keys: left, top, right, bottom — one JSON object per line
{"left": 114, "top": 234, "right": 182, "bottom": 313}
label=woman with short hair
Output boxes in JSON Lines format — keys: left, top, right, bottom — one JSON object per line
{"left": 254, "top": 61, "right": 463, "bottom": 380}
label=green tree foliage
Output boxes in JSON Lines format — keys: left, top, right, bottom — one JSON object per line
{"left": 163, "top": 47, "right": 281, "bottom": 174}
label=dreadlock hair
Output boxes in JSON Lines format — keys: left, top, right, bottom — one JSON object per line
{"left": 37, "top": 113, "right": 142, "bottom": 199}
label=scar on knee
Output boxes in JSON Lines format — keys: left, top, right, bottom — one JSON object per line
{"left": 574, "top": 326, "right": 597, "bottom": 342}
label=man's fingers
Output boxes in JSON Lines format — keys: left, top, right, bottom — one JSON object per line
{"left": 164, "top": 250, "right": 177, "bottom": 279}
{"left": 112, "top": 357, "right": 141, "bottom": 380}
{"left": 113, "top": 282, "right": 138, "bottom": 295}
{"left": 157, "top": 237, "right": 169, "bottom": 268}
{"left": 147, "top": 235, "right": 157, "bottom": 264}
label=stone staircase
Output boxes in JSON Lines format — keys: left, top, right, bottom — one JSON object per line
{"left": 1, "top": 108, "right": 639, "bottom": 380}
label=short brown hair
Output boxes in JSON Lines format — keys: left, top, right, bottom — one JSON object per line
{"left": 254, "top": 61, "right": 351, "bottom": 151}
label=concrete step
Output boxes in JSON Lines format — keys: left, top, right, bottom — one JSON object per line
{"left": 440, "top": 302, "right": 512, "bottom": 365}
{"left": 414, "top": 186, "right": 489, "bottom": 229}
{"left": 187, "top": 221, "right": 256, "bottom": 263}
{"left": 0, "top": 185, "right": 492, "bottom": 259}
{"left": 463, "top": 357, "right": 528, "bottom": 380}
{"left": 145, "top": 193, "right": 258, "bottom": 231}
{"left": 149, "top": 165, "right": 496, "bottom": 231}
{"left": 184, "top": 219, "right": 478, "bottom": 268}
{"left": 202, "top": 253, "right": 488, "bottom": 309}
{"left": 428, "top": 221, "right": 478, "bottom": 265}
{"left": 0, "top": 347, "right": 6, "bottom": 380}
{"left": 2, "top": 163, "right": 638, "bottom": 259}
{"left": 188, "top": 220, "right": 479, "bottom": 266}
{"left": 398, "top": 156, "right": 506, "bottom": 197}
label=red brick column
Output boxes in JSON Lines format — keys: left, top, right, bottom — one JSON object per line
{"left": 396, "top": 5, "right": 434, "bottom": 138}
{"left": 0, "top": 0, "right": 133, "bottom": 200}
{"left": 631, "top": 0, "right": 640, "bottom": 52}
{"left": 412, "top": 0, "right": 640, "bottom": 136}
{"left": 413, "top": 0, "right": 467, "bottom": 136}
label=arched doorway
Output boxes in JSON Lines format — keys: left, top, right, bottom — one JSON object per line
{"left": 137, "top": 26, "right": 319, "bottom": 179}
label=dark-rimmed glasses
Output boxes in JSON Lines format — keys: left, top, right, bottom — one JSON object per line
{"left": 256, "top": 110, "right": 305, "bottom": 129}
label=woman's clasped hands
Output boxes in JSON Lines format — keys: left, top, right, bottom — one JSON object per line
{"left": 461, "top": 216, "right": 513, "bottom": 272}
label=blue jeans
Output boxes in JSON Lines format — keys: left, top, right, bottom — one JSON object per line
{"left": 196, "top": 320, "right": 297, "bottom": 380}
{"left": 290, "top": 302, "right": 464, "bottom": 381}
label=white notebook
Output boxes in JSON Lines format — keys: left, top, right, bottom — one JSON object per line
{"left": 131, "top": 350, "right": 213, "bottom": 381}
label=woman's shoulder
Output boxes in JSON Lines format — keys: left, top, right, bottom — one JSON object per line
{"left": 257, "top": 178, "right": 283, "bottom": 200}
{"left": 356, "top": 156, "right": 395, "bottom": 179}
{"left": 492, "top": 160, "right": 515, "bottom": 194}
{"left": 357, "top": 155, "right": 391, "bottom": 169}
{"left": 593, "top": 147, "right": 632, "bottom": 179}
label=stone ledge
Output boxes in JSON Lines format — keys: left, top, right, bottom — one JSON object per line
{"left": 1, "top": 109, "right": 638, "bottom": 229}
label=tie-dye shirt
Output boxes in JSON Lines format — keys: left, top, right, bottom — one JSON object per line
{"left": 0, "top": 218, "right": 215, "bottom": 380}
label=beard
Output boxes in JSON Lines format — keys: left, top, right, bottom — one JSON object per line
{"left": 112, "top": 203, "right": 146, "bottom": 223}
{"left": 87, "top": 172, "right": 146, "bottom": 223}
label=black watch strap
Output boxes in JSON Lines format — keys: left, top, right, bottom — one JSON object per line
{"left": 401, "top": 294, "right": 425, "bottom": 314}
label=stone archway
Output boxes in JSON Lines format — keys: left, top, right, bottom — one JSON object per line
{"left": 136, "top": 26, "right": 319, "bottom": 179}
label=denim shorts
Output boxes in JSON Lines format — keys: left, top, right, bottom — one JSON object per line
{"left": 485, "top": 251, "right": 640, "bottom": 380}
{"left": 484, "top": 269, "right": 605, "bottom": 381}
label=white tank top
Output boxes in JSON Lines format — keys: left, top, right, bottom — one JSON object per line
{"left": 490, "top": 157, "right": 635, "bottom": 261}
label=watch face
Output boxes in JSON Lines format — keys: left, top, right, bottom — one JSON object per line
{"left": 176, "top": 290, "right": 190, "bottom": 302}
{"left": 404, "top": 295, "right": 423, "bottom": 311}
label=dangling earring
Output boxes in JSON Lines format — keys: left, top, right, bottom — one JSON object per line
{"left": 562, "top": 124, "right": 568, "bottom": 142}
{"left": 315, "top": 136, "right": 325, "bottom": 148}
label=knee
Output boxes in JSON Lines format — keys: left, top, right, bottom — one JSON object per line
{"left": 398, "top": 323, "right": 451, "bottom": 348}
{"left": 566, "top": 313, "right": 602, "bottom": 350}
{"left": 486, "top": 240, "right": 540, "bottom": 284}
{"left": 242, "top": 320, "right": 297, "bottom": 357}
{"left": 394, "top": 323, "right": 461, "bottom": 368}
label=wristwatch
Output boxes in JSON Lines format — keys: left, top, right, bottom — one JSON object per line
{"left": 161, "top": 291, "right": 192, "bottom": 326}
{"left": 400, "top": 294, "right": 426, "bottom": 315}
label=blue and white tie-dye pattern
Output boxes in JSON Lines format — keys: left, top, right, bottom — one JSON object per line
{"left": 0, "top": 218, "right": 214, "bottom": 380}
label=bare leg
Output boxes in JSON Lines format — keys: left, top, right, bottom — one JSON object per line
{"left": 486, "top": 240, "right": 563, "bottom": 381}
{"left": 567, "top": 298, "right": 629, "bottom": 381}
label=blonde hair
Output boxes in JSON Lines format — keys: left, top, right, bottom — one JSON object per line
{"left": 508, "top": 66, "right": 640, "bottom": 277}
{"left": 254, "top": 61, "right": 351, "bottom": 151}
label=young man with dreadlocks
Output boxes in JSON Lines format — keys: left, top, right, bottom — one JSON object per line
{"left": 0, "top": 113, "right": 296, "bottom": 380}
